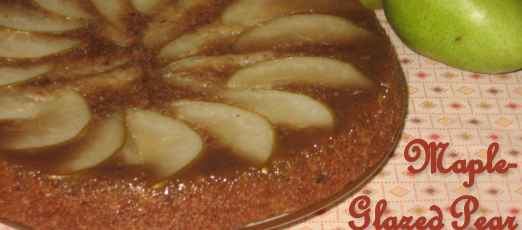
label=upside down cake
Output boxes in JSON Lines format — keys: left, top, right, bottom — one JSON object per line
{"left": 0, "top": 0, "right": 407, "bottom": 229}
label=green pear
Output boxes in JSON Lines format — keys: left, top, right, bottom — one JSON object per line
{"left": 383, "top": 0, "right": 522, "bottom": 74}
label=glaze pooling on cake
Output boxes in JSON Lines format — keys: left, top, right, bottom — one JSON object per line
{"left": 0, "top": 0, "right": 407, "bottom": 229}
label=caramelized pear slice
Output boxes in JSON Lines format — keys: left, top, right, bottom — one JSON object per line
{"left": 164, "top": 52, "right": 275, "bottom": 71}
{"left": 131, "top": 0, "right": 168, "bottom": 14}
{"left": 90, "top": 0, "right": 133, "bottom": 28}
{"left": 171, "top": 101, "right": 275, "bottom": 166}
{"left": 162, "top": 73, "right": 211, "bottom": 90}
{"left": 222, "top": 0, "right": 359, "bottom": 26}
{"left": 227, "top": 57, "right": 374, "bottom": 88}
{"left": 141, "top": 4, "right": 183, "bottom": 48}
{"left": 0, "top": 29, "right": 81, "bottom": 58}
{"left": 126, "top": 108, "right": 203, "bottom": 180}
{"left": 0, "top": 63, "right": 55, "bottom": 86}
{"left": 72, "top": 66, "right": 143, "bottom": 91}
{"left": 54, "top": 111, "right": 125, "bottom": 174}
{"left": 0, "top": 4, "right": 88, "bottom": 32}
{"left": 157, "top": 22, "right": 245, "bottom": 58}
{"left": 0, "top": 90, "right": 91, "bottom": 150}
{"left": 0, "top": 90, "right": 51, "bottom": 120}
{"left": 142, "top": 0, "right": 219, "bottom": 48}
{"left": 96, "top": 21, "right": 135, "bottom": 47}
{"left": 161, "top": 53, "right": 276, "bottom": 89}
{"left": 116, "top": 129, "right": 143, "bottom": 165}
{"left": 221, "top": 90, "right": 335, "bottom": 129}
{"left": 32, "top": 0, "right": 101, "bottom": 20}
{"left": 233, "top": 14, "right": 374, "bottom": 52}
{"left": 52, "top": 57, "right": 128, "bottom": 78}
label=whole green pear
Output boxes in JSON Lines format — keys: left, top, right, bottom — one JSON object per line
{"left": 383, "top": 0, "right": 522, "bottom": 74}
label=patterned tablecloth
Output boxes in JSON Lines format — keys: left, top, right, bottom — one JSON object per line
{"left": 2, "top": 9, "right": 521, "bottom": 230}
{"left": 271, "top": 10, "right": 522, "bottom": 230}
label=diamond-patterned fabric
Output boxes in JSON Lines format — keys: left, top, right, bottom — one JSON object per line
{"left": 272, "top": 10, "right": 522, "bottom": 230}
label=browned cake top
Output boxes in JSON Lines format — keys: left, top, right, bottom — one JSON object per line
{"left": 0, "top": 0, "right": 407, "bottom": 229}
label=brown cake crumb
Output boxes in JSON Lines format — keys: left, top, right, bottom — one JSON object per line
{"left": 0, "top": 0, "right": 406, "bottom": 229}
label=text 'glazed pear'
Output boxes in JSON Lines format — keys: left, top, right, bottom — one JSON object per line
{"left": 383, "top": 0, "right": 522, "bottom": 74}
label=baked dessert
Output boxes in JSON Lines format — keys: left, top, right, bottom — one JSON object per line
{"left": 0, "top": 0, "right": 407, "bottom": 229}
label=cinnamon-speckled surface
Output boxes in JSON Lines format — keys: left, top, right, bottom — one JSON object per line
{"left": 0, "top": 1, "right": 406, "bottom": 229}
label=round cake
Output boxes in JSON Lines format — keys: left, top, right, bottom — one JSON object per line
{"left": 0, "top": 0, "right": 407, "bottom": 229}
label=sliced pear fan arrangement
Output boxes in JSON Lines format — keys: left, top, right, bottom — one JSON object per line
{"left": 158, "top": 0, "right": 372, "bottom": 58}
{"left": 0, "top": 0, "right": 377, "bottom": 180}
{"left": 0, "top": 3, "right": 87, "bottom": 59}
{"left": 233, "top": 14, "right": 374, "bottom": 52}
{"left": 157, "top": 22, "right": 246, "bottom": 58}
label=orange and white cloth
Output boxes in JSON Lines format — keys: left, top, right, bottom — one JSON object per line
{"left": 273, "top": 10, "right": 522, "bottom": 230}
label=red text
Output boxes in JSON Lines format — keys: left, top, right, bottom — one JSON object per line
{"left": 348, "top": 195, "right": 518, "bottom": 230}
{"left": 404, "top": 139, "right": 517, "bottom": 187}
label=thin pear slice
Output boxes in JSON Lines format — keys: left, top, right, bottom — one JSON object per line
{"left": 142, "top": 5, "right": 183, "bottom": 48}
{"left": 0, "top": 4, "right": 88, "bottom": 32}
{"left": 53, "top": 111, "right": 125, "bottom": 174}
{"left": 96, "top": 21, "right": 135, "bottom": 47}
{"left": 115, "top": 129, "right": 143, "bottom": 165}
{"left": 221, "top": 90, "right": 335, "bottom": 129}
{"left": 0, "top": 29, "right": 81, "bottom": 58}
{"left": 142, "top": 0, "right": 219, "bottom": 48}
{"left": 90, "top": 0, "right": 133, "bottom": 29}
{"left": 171, "top": 101, "right": 275, "bottom": 166}
{"left": 162, "top": 73, "right": 211, "bottom": 90}
{"left": 233, "top": 14, "right": 374, "bottom": 52}
{"left": 32, "top": 0, "right": 101, "bottom": 20}
{"left": 227, "top": 57, "right": 374, "bottom": 89}
{"left": 126, "top": 108, "right": 203, "bottom": 180}
{"left": 0, "top": 90, "right": 51, "bottom": 120}
{"left": 161, "top": 53, "right": 276, "bottom": 88}
{"left": 52, "top": 57, "right": 127, "bottom": 78}
{"left": 157, "top": 22, "right": 245, "bottom": 58}
{"left": 0, "top": 90, "right": 91, "bottom": 150}
{"left": 222, "top": 0, "right": 360, "bottom": 26}
{"left": 131, "top": 0, "right": 169, "bottom": 14}
{"left": 0, "top": 63, "right": 55, "bottom": 86}
{"left": 73, "top": 66, "right": 143, "bottom": 91}
{"left": 164, "top": 52, "right": 275, "bottom": 71}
